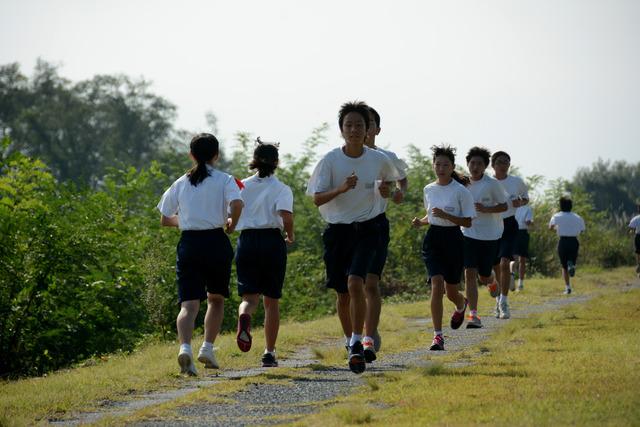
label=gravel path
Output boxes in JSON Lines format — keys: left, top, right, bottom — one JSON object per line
{"left": 54, "top": 280, "right": 639, "bottom": 426}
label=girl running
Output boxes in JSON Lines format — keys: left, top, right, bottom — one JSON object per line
{"left": 629, "top": 204, "right": 640, "bottom": 277}
{"left": 234, "top": 140, "right": 294, "bottom": 368}
{"left": 412, "top": 145, "right": 475, "bottom": 351}
{"left": 157, "top": 133, "right": 243, "bottom": 376}
{"left": 549, "top": 196, "right": 586, "bottom": 294}
{"left": 307, "top": 101, "right": 398, "bottom": 374}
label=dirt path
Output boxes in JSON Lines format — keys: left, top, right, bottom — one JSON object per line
{"left": 53, "top": 280, "right": 639, "bottom": 426}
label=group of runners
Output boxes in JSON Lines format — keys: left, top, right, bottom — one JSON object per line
{"left": 157, "top": 100, "right": 629, "bottom": 376}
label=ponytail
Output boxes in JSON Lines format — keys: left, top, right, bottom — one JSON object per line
{"left": 187, "top": 133, "right": 219, "bottom": 186}
{"left": 188, "top": 162, "right": 210, "bottom": 186}
{"left": 250, "top": 138, "right": 279, "bottom": 178}
{"left": 452, "top": 171, "right": 470, "bottom": 186}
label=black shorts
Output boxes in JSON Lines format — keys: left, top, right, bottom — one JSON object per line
{"left": 463, "top": 237, "right": 498, "bottom": 278}
{"left": 495, "top": 215, "right": 519, "bottom": 263}
{"left": 514, "top": 229, "right": 530, "bottom": 258}
{"left": 176, "top": 229, "right": 233, "bottom": 303}
{"left": 635, "top": 234, "right": 640, "bottom": 254}
{"left": 236, "top": 228, "right": 287, "bottom": 299}
{"left": 368, "top": 213, "right": 390, "bottom": 277}
{"left": 558, "top": 236, "right": 579, "bottom": 269}
{"left": 422, "top": 225, "right": 464, "bottom": 285}
{"left": 322, "top": 218, "right": 380, "bottom": 294}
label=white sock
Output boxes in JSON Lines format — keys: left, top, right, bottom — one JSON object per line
{"left": 434, "top": 330, "right": 443, "bottom": 337}
{"left": 363, "top": 335, "right": 373, "bottom": 343}
{"left": 344, "top": 336, "right": 350, "bottom": 347}
{"left": 201, "top": 341, "right": 213, "bottom": 350}
{"left": 264, "top": 349, "right": 276, "bottom": 356}
{"left": 499, "top": 294, "right": 508, "bottom": 304}
{"left": 495, "top": 296, "right": 500, "bottom": 303}
{"left": 519, "top": 279, "right": 524, "bottom": 287}
{"left": 180, "top": 343, "right": 192, "bottom": 354}
{"left": 349, "top": 334, "right": 362, "bottom": 346}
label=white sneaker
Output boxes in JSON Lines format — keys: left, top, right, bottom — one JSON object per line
{"left": 494, "top": 301, "right": 500, "bottom": 318}
{"left": 178, "top": 349, "right": 198, "bottom": 376}
{"left": 197, "top": 346, "right": 219, "bottom": 369}
{"left": 499, "top": 301, "right": 511, "bottom": 319}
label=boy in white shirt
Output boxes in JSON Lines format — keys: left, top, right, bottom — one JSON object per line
{"left": 307, "top": 101, "right": 398, "bottom": 374}
{"left": 628, "top": 204, "right": 640, "bottom": 277}
{"left": 549, "top": 196, "right": 586, "bottom": 294}
{"left": 513, "top": 205, "right": 534, "bottom": 290}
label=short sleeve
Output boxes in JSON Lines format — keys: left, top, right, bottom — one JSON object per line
{"left": 549, "top": 214, "right": 557, "bottom": 227}
{"left": 157, "top": 181, "right": 179, "bottom": 217}
{"left": 629, "top": 217, "right": 638, "bottom": 228}
{"left": 306, "top": 157, "right": 332, "bottom": 195}
{"left": 276, "top": 185, "right": 294, "bottom": 213}
{"left": 460, "top": 187, "right": 477, "bottom": 218}
{"left": 223, "top": 175, "right": 243, "bottom": 206}
{"left": 386, "top": 151, "right": 408, "bottom": 180}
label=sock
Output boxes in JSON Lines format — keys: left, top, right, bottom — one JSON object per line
{"left": 518, "top": 279, "right": 524, "bottom": 287}
{"left": 495, "top": 296, "right": 500, "bottom": 303}
{"left": 349, "top": 334, "right": 362, "bottom": 346}
{"left": 470, "top": 309, "right": 478, "bottom": 316}
{"left": 264, "top": 349, "right": 276, "bottom": 356}
{"left": 434, "top": 330, "right": 443, "bottom": 337}
{"left": 499, "top": 294, "right": 508, "bottom": 304}
{"left": 180, "top": 343, "right": 192, "bottom": 354}
{"left": 363, "top": 335, "right": 373, "bottom": 344}
{"left": 201, "top": 341, "right": 213, "bottom": 350}
{"left": 344, "top": 336, "right": 350, "bottom": 347}
{"left": 455, "top": 303, "right": 466, "bottom": 313}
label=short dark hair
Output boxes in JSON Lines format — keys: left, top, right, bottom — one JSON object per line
{"left": 249, "top": 142, "right": 279, "bottom": 178}
{"left": 560, "top": 196, "right": 573, "bottom": 212}
{"left": 338, "top": 101, "right": 371, "bottom": 132}
{"left": 431, "top": 144, "right": 469, "bottom": 186}
{"left": 187, "top": 133, "right": 219, "bottom": 186}
{"left": 466, "top": 146, "right": 491, "bottom": 167}
{"left": 491, "top": 151, "right": 511, "bottom": 167}
{"left": 368, "top": 107, "right": 381, "bottom": 128}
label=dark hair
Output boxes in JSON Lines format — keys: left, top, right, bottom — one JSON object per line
{"left": 187, "top": 133, "right": 219, "bottom": 186}
{"left": 368, "top": 106, "right": 381, "bottom": 128}
{"left": 338, "top": 101, "right": 371, "bottom": 133}
{"left": 560, "top": 196, "right": 573, "bottom": 212}
{"left": 466, "top": 146, "right": 491, "bottom": 167}
{"left": 249, "top": 142, "right": 279, "bottom": 178}
{"left": 491, "top": 150, "right": 511, "bottom": 167}
{"left": 431, "top": 144, "right": 469, "bottom": 186}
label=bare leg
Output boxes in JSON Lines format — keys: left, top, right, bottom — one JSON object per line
{"left": 445, "top": 282, "right": 465, "bottom": 309}
{"left": 348, "top": 275, "right": 366, "bottom": 336}
{"left": 562, "top": 268, "right": 570, "bottom": 287}
{"left": 263, "top": 296, "right": 279, "bottom": 352}
{"left": 239, "top": 293, "right": 260, "bottom": 316}
{"left": 336, "top": 292, "right": 352, "bottom": 338}
{"left": 177, "top": 300, "right": 200, "bottom": 345}
{"left": 430, "top": 276, "right": 445, "bottom": 332}
{"left": 203, "top": 294, "right": 224, "bottom": 343}
{"left": 499, "top": 257, "right": 511, "bottom": 296}
{"left": 364, "top": 273, "right": 382, "bottom": 337}
{"left": 519, "top": 257, "right": 527, "bottom": 280}
{"left": 464, "top": 268, "right": 479, "bottom": 312}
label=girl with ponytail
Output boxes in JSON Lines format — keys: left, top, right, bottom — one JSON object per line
{"left": 157, "top": 133, "right": 244, "bottom": 376}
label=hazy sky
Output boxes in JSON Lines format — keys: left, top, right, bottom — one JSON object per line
{"left": 1, "top": 0, "right": 639, "bottom": 183}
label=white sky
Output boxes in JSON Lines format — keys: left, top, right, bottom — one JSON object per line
{"left": 1, "top": 0, "right": 639, "bottom": 183}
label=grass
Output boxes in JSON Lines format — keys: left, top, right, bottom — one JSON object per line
{"left": 0, "top": 267, "right": 636, "bottom": 426}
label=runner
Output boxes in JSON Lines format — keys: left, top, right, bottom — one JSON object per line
{"left": 461, "top": 147, "right": 508, "bottom": 329}
{"left": 513, "top": 204, "right": 534, "bottom": 291}
{"left": 412, "top": 145, "right": 475, "bottom": 350}
{"left": 629, "top": 204, "right": 640, "bottom": 278}
{"left": 235, "top": 139, "right": 294, "bottom": 368}
{"left": 307, "top": 101, "right": 398, "bottom": 373}
{"left": 549, "top": 196, "right": 586, "bottom": 294}
{"left": 491, "top": 151, "right": 529, "bottom": 319}
{"left": 157, "top": 133, "right": 243, "bottom": 375}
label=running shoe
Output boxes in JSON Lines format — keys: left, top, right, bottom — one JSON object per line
{"left": 494, "top": 301, "right": 500, "bottom": 318}
{"left": 362, "top": 337, "right": 377, "bottom": 363}
{"left": 466, "top": 313, "right": 482, "bottom": 329}
{"left": 197, "top": 346, "right": 219, "bottom": 369}
{"left": 509, "top": 273, "right": 516, "bottom": 291}
{"left": 261, "top": 352, "right": 278, "bottom": 367}
{"left": 429, "top": 334, "right": 445, "bottom": 351}
{"left": 178, "top": 349, "right": 197, "bottom": 376}
{"left": 348, "top": 341, "right": 366, "bottom": 374}
{"left": 373, "top": 330, "right": 382, "bottom": 352}
{"left": 236, "top": 313, "right": 252, "bottom": 352}
{"left": 488, "top": 281, "right": 500, "bottom": 298}
{"left": 450, "top": 298, "right": 468, "bottom": 329}
{"left": 499, "top": 301, "right": 511, "bottom": 319}
{"left": 517, "top": 281, "right": 524, "bottom": 291}
{"left": 567, "top": 261, "right": 576, "bottom": 277}
{"left": 563, "top": 288, "right": 572, "bottom": 295}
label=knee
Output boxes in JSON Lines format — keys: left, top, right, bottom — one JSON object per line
{"left": 263, "top": 296, "right": 279, "bottom": 311}
{"left": 207, "top": 294, "right": 224, "bottom": 307}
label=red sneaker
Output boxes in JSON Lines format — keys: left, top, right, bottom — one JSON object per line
{"left": 236, "top": 313, "right": 252, "bottom": 352}
{"left": 429, "top": 334, "right": 445, "bottom": 351}
{"left": 450, "top": 298, "right": 468, "bottom": 330}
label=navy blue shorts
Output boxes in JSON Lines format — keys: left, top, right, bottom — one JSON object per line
{"left": 368, "top": 213, "right": 389, "bottom": 277}
{"left": 236, "top": 228, "right": 287, "bottom": 299}
{"left": 176, "top": 229, "right": 233, "bottom": 303}
{"left": 495, "top": 215, "right": 519, "bottom": 263}
{"left": 514, "top": 229, "right": 530, "bottom": 258}
{"left": 322, "top": 218, "right": 381, "bottom": 294}
{"left": 422, "top": 225, "right": 464, "bottom": 285}
{"left": 463, "top": 237, "right": 498, "bottom": 278}
{"left": 558, "top": 236, "right": 579, "bottom": 269}
{"left": 635, "top": 234, "right": 640, "bottom": 254}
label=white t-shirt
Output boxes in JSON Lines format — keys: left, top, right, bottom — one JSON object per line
{"left": 515, "top": 205, "right": 534, "bottom": 230}
{"left": 629, "top": 215, "right": 640, "bottom": 234}
{"left": 423, "top": 180, "right": 476, "bottom": 227}
{"left": 372, "top": 146, "right": 408, "bottom": 216}
{"left": 306, "top": 146, "right": 399, "bottom": 224}
{"left": 496, "top": 175, "right": 529, "bottom": 218}
{"left": 157, "top": 165, "right": 242, "bottom": 230}
{"left": 236, "top": 174, "right": 293, "bottom": 231}
{"left": 549, "top": 212, "right": 586, "bottom": 237}
{"left": 461, "top": 174, "right": 507, "bottom": 240}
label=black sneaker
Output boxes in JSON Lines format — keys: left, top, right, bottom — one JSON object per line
{"left": 348, "top": 341, "right": 366, "bottom": 374}
{"left": 429, "top": 334, "right": 445, "bottom": 351}
{"left": 261, "top": 352, "right": 278, "bottom": 367}
{"left": 362, "top": 337, "right": 376, "bottom": 363}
